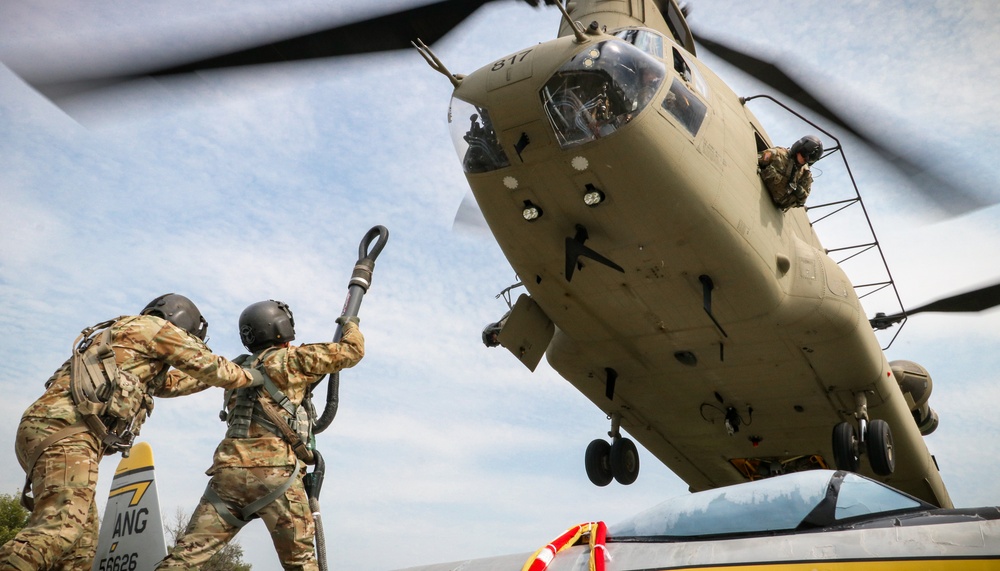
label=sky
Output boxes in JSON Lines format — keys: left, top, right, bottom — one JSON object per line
{"left": 1, "top": 1, "right": 999, "bottom": 570}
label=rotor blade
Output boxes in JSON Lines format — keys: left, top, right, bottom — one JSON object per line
{"left": 907, "top": 282, "right": 1000, "bottom": 316}
{"left": 452, "top": 191, "right": 493, "bottom": 235}
{"left": 871, "top": 281, "right": 1000, "bottom": 329}
{"left": 692, "top": 29, "right": 997, "bottom": 218}
{"left": 23, "top": 0, "right": 496, "bottom": 102}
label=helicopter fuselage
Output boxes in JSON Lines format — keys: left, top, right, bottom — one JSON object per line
{"left": 449, "top": 25, "right": 949, "bottom": 506}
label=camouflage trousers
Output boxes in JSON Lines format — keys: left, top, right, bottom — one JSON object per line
{"left": 156, "top": 465, "right": 317, "bottom": 571}
{"left": 0, "top": 423, "right": 100, "bottom": 571}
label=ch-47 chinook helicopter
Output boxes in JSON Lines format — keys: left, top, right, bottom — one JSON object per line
{"left": 9, "top": 0, "right": 998, "bottom": 514}
{"left": 415, "top": 0, "right": 1000, "bottom": 509}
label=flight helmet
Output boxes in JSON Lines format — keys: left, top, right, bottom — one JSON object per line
{"left": 141, "top": 293, "right": 208, "bottom": 340}
{"left": 239, "top": 300, "right": 295, "bottom": 352}
{"left": 790, "top": 135, "right": 823, "bottom": 164}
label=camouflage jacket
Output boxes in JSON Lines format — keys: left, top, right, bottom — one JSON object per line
{"left": 758, "top": 146, "right": 813, "bottom": 208}
{"left": 210, "top": 321, "right": 365, "bottom": 471}
{"left": 19, "top": 314, "right": 257, "bottom": 459}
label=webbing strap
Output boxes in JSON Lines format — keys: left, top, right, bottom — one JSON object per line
{"left": 19, "top": 424, "right": 91, "bottom": 510}
{"left": 69, "top": 321, "right": 123, "bottom": 447}
{"left": 205, "top": 457, "right": 300, "bottom": 528}
{"left": 257, "top": 396, "right": 314, "bottom": 464}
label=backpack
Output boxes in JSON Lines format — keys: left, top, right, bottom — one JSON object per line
{"left": 68, "top": 317, "right": 156, "bottom": 455}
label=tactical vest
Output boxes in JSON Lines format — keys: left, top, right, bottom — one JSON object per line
{"left": 222, "top": 349, "right": 315, "bottom": 464}
{"left": 68, "top": 317, "right": 158, "bottom": 455}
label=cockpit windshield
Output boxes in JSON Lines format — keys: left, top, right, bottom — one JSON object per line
{"left": 540, "top": 40, "right": 666, "bottom": 149}
{"left": 614, "top": 28, "right": 665, "bottom": 59}
{"left": 610, "top": 471, "right": 926, "bottom": 539}
{"left": 449, "top": 98, "right": 510, "bottom": 174}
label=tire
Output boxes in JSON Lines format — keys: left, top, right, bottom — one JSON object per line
{"left": 610, "top": 438, "right": 640, "bottom": 485}
{"left": 585, "top": 439, "right": 613, "bottom": 487}
{"left": 866, "top": 419, "right": 895, "bottom": 476}
{"left": 832, "top": 421, "right": 860, "bottom": 472}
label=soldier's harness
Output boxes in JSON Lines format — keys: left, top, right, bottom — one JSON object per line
{"left": 206, "top": 348, "right": 317, "bottom": 528}
{"left": 21, "top": 317, "right": 155, "bottom": 509}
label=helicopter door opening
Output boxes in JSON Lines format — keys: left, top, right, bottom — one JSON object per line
{"left": 753, "top": 129, "right": 770, "bottom": 153}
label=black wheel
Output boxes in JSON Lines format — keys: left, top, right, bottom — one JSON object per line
{"left": 610, "top": 438, "right": 640, "bottom": 485}
{"left": 866, "top": 419, "right": 895, "bottom": 476}
{"left": 832, "top": 421, "right": 860, "bottom": 472}
{"left": 585, "top": 439, "right": 613, "bottom": 487}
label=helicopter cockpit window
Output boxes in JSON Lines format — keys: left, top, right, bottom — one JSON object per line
{"left": 662, "top": 78, "right": 707, "bottom": 135}
{"left": 672, "top": 47, "right": 709, "bottom": 98}
{"left": 449, "top": 97, "right": 510, "bottom": 174}
{"left": 613, "top": 28, "right": 664, "bottom": 59}
{"left": 540, "top": 40, "right": 666, "bottom": 149}
{"left": 672, "top": 47, "right": 692, "bottom": 83}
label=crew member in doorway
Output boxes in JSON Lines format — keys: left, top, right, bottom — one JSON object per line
{"left": 758, "top": 135, "right": 823, "bottom": 209}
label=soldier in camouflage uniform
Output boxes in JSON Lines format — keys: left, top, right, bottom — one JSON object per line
{"left": 156, "top": 299, "right": 364, "bottom": 571}
{"left": 0, "top": 294, "right": 262, "bottom": 571}
{"left": 758, "top": 135, "right": 824, "bottom": 210}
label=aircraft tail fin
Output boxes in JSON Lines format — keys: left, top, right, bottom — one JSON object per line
{"left": 92, "top": 442, "right": 167, "bottom": 571}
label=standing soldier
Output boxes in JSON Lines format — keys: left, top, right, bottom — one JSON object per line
{"left": 156, "top": 299, "right": 364, "bottom": 571}
{"left": 0, "top": 293, "right": 263, "bottom": 571}
{"left": 758, "top": 135, "right": 824, "bottom": 210}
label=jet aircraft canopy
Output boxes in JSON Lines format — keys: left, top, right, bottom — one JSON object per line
{"left": 611, "top": 470, "right": 928, "bottom": 539}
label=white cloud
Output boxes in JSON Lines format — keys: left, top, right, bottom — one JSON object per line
{"left": 2, "top": 2, "right": 999, "bottom": 570}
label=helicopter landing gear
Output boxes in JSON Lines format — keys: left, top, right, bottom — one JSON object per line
{"left": 585, "top": 439, "right": 613, "bottom": 486}
{"left": 866, "top": 418, "right": 895, "bottom": 476}
{"left": 832, "top": 421, "right": 860, "bottom": 472}
{"left": 611, "top": 437, "right": 640, "bottom": 484}
{"left": 585, "top": 413, "right": 640, "bottom": 486}
{"left": 831, "top": 392, "right": 894, "bottom": 476}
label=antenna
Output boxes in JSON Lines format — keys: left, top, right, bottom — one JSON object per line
{"left": 553, "top": 1, "right": 589, "bottom": 43}
{"left": 412, "top": 39, "right": 463, "bottom": 88}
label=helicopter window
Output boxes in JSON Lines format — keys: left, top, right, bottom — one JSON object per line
{"left": 663, "top": 0, "right": 693, "bottom": 50}
{"left": 672, "top": 47, "right": 709, "bottom": 98}
{"left": 449, "top": 98, "right": 510, "bottom": 174}
{"left": 662, "top": 78, "right": 707, "bottom": 135}
{"left": 672, "top": 48, "right": 692, "bottom": 83}
{"left": 540, "top": 41, "right": 666, "bottom": 149}
{"left": 613, "top": 28, "right": 664, "bottom": 59}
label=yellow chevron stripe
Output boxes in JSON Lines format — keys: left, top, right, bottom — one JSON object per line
{"left": 107, "top": 481, "right": 151, "bottom": 507}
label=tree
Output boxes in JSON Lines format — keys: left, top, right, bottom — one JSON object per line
{"left": 166, "top": 508, "right": 252, "bottom": 571}
{"left": 0, "top": 491, "right": 30, "bottom": 546}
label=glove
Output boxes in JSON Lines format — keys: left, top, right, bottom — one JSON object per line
{"left": 336, "top": 315, "right": 360, "bottom": 327}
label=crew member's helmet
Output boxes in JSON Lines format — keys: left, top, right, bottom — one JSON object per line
{"left": 141, "top": 293, "right": 208, "bottom": 340}
{"left": 239, "top": 300, "right": 295, "bottom": 352}
{"left": 790, "top": 135, "right": 823, "bottom": 164}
